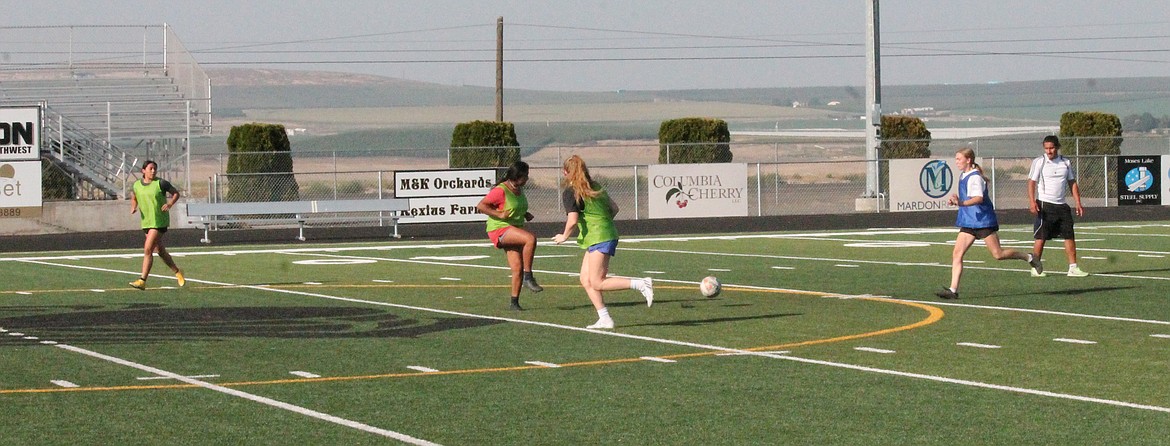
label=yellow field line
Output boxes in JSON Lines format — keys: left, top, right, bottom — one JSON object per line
{"left": 0, "top": 290, "right": 942, "bottom": 395}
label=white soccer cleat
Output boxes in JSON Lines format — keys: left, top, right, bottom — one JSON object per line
{"left": 586, "top": 318, "right": 615, "bottom": 330}
{"left": 1067, "top": 266, "right": 1089, "bottom": 277}
{"left": 640, "top": 277, "right": 654, "bottom": 307}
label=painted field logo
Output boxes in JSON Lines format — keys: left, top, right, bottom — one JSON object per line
{"left": 919, "top": 160, "right": 952, "bottom": 198}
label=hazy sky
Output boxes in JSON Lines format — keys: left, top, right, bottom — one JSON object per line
{"left": 9, "top": 0, "right": 1170, "bottom": 91}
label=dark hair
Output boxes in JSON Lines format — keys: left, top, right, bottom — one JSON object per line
{"left": 141, "top": 160, "right": 157, "bottom": 170}
{"left": 500, "top": 161, "right": 529, "bottom": 184}
{"left": 1043, "top": 135, "right": 1061, "bottom": 148}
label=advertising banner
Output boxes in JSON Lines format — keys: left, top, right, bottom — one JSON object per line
{"left": 889, "top": 158, "right": 959, "bottom": 212}
{"left": 394, "top": 169, "right": 495, "bottom": 223}
{"left": 397, "top": 195, "right": 486, "bottom": 224}
{"left": 647, "top": 163, "right": 747, "bottom": 219}
{"left": 393, "top": 169, "right": 495, "bottom": 198}
{"left": 1117, "top": 156, "right": 1160, "bottom": 206}
{"left": 1164, "top": 155, "right": 1170, "bottom": 206}
{"left": 0, "top": 107, "right": 40, "bottom": 162}
{"left": 0, "top": 160, "right": 43, "bottom": 217}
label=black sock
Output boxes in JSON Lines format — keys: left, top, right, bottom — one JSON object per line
{"left": 522, "top": 271, "right": 534, "bottom": 280}
{"left": 510, "top": 296, "right": 519, "bottom": 305}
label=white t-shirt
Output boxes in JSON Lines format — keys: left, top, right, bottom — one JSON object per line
{"left": 1028, "top": 155, "right": 1075, "bottom": 204}
{"left": 963, "top": 171, "right": 986, "bottom": 199}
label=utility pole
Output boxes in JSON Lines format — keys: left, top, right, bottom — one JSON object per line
{"left": 495, "top": 16, "right": 504, "bottom": 122}
{"left": 863, "top": 0, "right": 883, "bottom": 204}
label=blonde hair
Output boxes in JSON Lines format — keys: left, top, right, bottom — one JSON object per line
{"left": 562, "top": 155, "right": 600, "bottom": 201}
{"left": 956, "top": 147, "right": 987, "bottom": 181}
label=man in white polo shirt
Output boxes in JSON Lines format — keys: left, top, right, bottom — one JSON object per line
{"left": 1027, "top": 135, "right": 1088, "bottom": 277}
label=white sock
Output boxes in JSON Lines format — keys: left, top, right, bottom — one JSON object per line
{"left": 597, "top": 307, "right": 611, "bottom": 320}
{"left": 629, "top": 279, "right": 643, "bottom": 291}
{"left": 949, "top": 287, "right": 957, "bottom": 293}
{"left": 1027, "top": 253, "right": 1033, "bottom": 262}
{"left": 1069, "top": 263, "right": 1078, "bottom": 269}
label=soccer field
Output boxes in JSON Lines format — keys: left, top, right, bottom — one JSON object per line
{"left": 2, "top": 222, "right": 1169, "bottom": 445}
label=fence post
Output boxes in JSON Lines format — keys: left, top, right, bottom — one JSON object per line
{"left": 756, "top": 163, "right": 762, "bottom": 216}
{"left": 634, "top": 165, "right": 640, "bottom": 220}
{"left": 990, "top": 157, "right": 996, "bottom": 206}
{"left": 1103, "top": 155, "right": 1109, "bottom": 207}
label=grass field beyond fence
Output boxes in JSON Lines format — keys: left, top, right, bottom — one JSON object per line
{"left": 2, "top": 222, "right": 1169, "bottom": 445}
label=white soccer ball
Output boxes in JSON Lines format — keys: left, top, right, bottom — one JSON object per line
{"left": 699, "top": 276, "right": 722, "bottom": 298}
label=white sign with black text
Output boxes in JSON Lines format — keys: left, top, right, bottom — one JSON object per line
{"left": 0, "top": 107, "right": 40, "bottom": 162}
{"left": 647, "top": 163, "right": 748, "bottom": 219}
{"left": 394, "top": 169, "right": 495, "bottom": 198}
{"left": 398, "top": 195, "right": 487, "bottom": 224}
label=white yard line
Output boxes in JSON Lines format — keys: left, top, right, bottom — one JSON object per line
{"left": 53, "top": 342, "right": 441, "bottom": 445}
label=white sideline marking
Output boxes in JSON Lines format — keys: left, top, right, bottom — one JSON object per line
{"left": 138, "top": 374, "right": 220, "bottom": 381}
{"left": 290, "top": 371, "right": 321, "bottom": 378}
{"left": 303, "top": 282, "right": 322, "bottom": 285}
{"left": 16, "top": 291, "right": 31, "bottom": 295}
{"left": 372, "top": 279, "right": 395, "bottom": 283}
{"left": 854, "top": 347, "right": 896, "bottom": 354}
{"left": 640, "top": 356, "right": 677, "bottom": 363}
{"left": 8, "top": 332, "right": 25, "bottom": 336}
{"left": 51, "top": 380, "right": 79, "bottom": 388}
{"left": 1081, "top": 256, "right": 1108, "bottom": 260}
{"left": 524, "top": 361, "right": 560, "bottom": 368}
{"left": 1151, "top": 334, "right": 1170, "bottom": 339}
{"left": 771, "top": 266, "right": 795, "bottom": 270}
{"left": 51, "top": 343, "right": 441, "bottom": 445}
{"left": 642, "top": 271, "right": 666, "bottom": 274}
{"left": 22, "top": 336, "right": 37, "bottom": 340}
{"left": 834, "top": 264, "right": 859, "bottom": 268}
{"left": 708, "top": 268, "right": 732, "bottom": 272}
{"left": 1138, "top": 254, "right": 1165, "bottom": 258}
{"left": 40, "top": 340, "right": 57, "bottom": 345}
{"left": 407, "top": 366, "right": 439, "bottom": 373}
{"left": 439, "top": 277, "right": 462, "bottom": 281}
{"left": 1054, "top": 338, "right": 1097, "bottom": 345}
{"left": 89, "top": 289, "right": 105, "bottom": 293}
{"left": 957, "top": 342, "right": 1001, "bottom": 349}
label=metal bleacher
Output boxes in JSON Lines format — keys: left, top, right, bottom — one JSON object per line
{"left": 0, "top": 24, "right": 212, "bottom": 199}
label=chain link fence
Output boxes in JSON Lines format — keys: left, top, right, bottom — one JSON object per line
{"left": 184, "top": 135, "right": 1169, "bottom": 227}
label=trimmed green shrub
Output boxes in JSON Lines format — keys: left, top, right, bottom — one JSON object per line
{"left": 449, "top": 120, "right": 521, "bottom": 168}
{"left": 1059, "top": 111, "right": 1122, "bottom": 199}
{"left": 877, "top": 115, "right": 932, "bottom": 193}
{"left": 878, "top": 115, "right": 932, "bottom": 159}
{"left": 225, "top": 123, "right": 299, "bottom": 202}
{"left": 658, "top": 117, "right": 733, "bottom": 164}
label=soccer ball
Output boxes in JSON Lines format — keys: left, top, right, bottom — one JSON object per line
{"left": 699, "top": 276, "right": 722, "bottom": 298}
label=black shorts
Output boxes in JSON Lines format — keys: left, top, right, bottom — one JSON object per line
{"left": 959, "top": 226, "right": 998, "bottom": 240}
{"left": 1033, "top": 201, "right": 1074, "bottom": 240}
{"left": 142, "top": 227, "right": 168, "bottom": 234}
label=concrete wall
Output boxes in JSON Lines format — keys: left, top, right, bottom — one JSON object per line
{"left": 0, "top": 200, "right": 191, "bottom": 236}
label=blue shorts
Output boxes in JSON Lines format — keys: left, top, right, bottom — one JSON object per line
{"left": 586, "top": 239, "right": 618, "bottom": 256}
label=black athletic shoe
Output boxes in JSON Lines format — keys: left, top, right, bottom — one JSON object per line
{"left": 522, "top": 276, "right": 543, "bottom": 293}
{"left": 934, "top": 288, "right": 959, "bottom": 300}
{"left": 509, "top": 302, "right": 524, "bottom": 311}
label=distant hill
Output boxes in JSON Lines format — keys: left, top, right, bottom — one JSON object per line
{"left": 208, "top": 68, "right": 1170, "bottom": 122}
